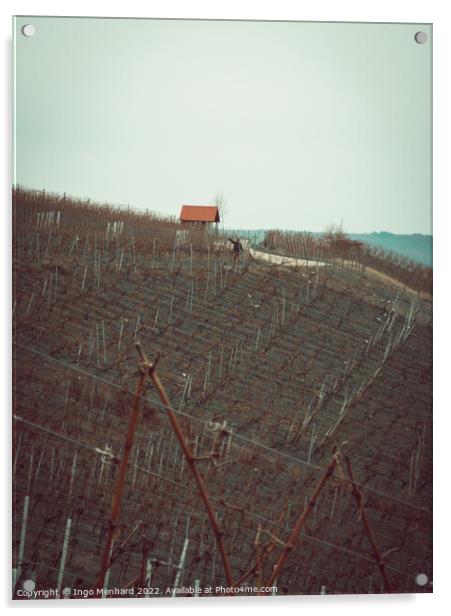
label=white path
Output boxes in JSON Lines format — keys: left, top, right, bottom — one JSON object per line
{"left": 248, "top": 248, "right": 327, "bottom": 268}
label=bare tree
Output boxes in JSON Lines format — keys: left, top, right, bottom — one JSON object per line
{"left": 213, "top": 190, "right": 227, "bottom": 224}
{"left": 323, "top": 221, "right": 348, "bottom": 243}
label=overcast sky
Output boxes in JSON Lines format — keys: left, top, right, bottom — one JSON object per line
{"left": 14, "top": 17, "right": 431, "bottom": 233}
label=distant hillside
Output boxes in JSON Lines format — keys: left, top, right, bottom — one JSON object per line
{"left": 347, "top": 232, "right": 432, "bottom": 267}
{"left": 225, "top": 229, "right": 432, "bottom": 267}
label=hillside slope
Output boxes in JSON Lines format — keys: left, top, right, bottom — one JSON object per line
{"left": 12, "top": 190, "right": 432, "bottom": 597}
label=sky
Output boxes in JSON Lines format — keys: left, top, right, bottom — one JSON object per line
{"left": 14, "top": 17, "right": 432, "bottom": 234}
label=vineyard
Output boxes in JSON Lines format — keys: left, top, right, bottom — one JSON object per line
{"left": 263, "top": 229, "right": 433, "bottom": 295}
{"left": 12, "top": 189, "right": 433, "bottom": 598}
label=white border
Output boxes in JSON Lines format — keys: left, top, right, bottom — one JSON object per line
{"left": 2, "top": 2, "right": 450, "bottom": 615}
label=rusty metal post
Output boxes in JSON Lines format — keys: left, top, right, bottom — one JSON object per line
{"left": 266, "top": 454, "right": 338, "bottom": 587}
{"left": 92, "top": 359, "right": 148, "bottom": 592}
{"left": 137, "top": 343, "right": 234, "bottom": 587}
{"left": 344, "top": 456, "right": 392, "bottom": 593}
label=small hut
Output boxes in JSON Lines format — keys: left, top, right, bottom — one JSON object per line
{"left": 179, "top": 205, "right": 220, "bottom": 229}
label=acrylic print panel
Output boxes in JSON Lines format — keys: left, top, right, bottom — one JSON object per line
{"left": 12, "top": 16, "right": 432, "bottom": 600}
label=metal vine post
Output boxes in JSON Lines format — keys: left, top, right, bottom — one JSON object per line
{"left": 343, "top": 456, "right": 392, "bottom": 593}
{"left": 266, "top": 451, "right": 339, "bottom": 587}
{"left": 136, "top": 342, "right": 235, "bottom": 587}
{"left": 92, "top": 349, "right": 150, "bottom": 592}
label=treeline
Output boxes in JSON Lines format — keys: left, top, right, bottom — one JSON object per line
{"left": 359, "top": 246, "right": 432, "bottom": 295}
{"left": 263, "top": 229, "right": 432, "bottom": 295}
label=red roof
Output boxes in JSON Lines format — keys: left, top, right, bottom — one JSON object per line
{"left": 180, "top": 205, "right": 220, "bottom": 223}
